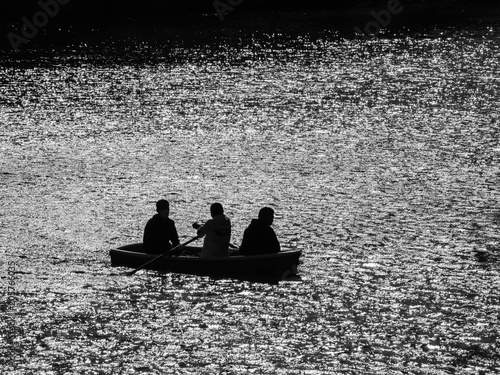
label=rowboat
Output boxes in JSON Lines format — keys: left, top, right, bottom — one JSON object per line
{"left": 109, "top": 243, "right": 302, "bottom": 282}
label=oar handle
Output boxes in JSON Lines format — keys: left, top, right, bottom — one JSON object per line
{"left": 127, "top": 236, "right": 199, "bottom": 276}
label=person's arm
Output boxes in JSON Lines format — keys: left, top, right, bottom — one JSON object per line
{"left": 170, "top": 220, "right": 180, "bottom": 247}
{"left": 268, "top": 227, "right": 280, "bottom": 253}
{"left": 143, "top": 219, "right": 153, "bottom": 252}
{"left": 239, "top": 228, "right": 249, "bottom": 255}
{"left": 196, "top": 219, "right": 213, "bottom": 237}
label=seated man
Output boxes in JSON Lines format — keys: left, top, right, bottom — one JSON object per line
{"left": 240, "top": 207, "right": 280, "bottom": 255}
{"left": 143, "top": 199, "right": 180, "bottom": 254}
{"left": 194, "top": 203, "right": 231, "bottom": 258}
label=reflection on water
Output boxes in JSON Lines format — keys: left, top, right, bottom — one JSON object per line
{"left": 1, "top": 14, "right": 500, "bottom": 374}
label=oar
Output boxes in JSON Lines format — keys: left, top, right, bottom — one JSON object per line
{"left": 126, "top": 236, "right": 199, "bottom": 276}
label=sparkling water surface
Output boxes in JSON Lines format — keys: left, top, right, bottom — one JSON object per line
{"left": 1, "top": 12, "right": 500, "bottom": 375}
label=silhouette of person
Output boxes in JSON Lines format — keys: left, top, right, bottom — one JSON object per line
{"left": 193, "top": 203, "right": 231, "bottom": 258}
{"left": 240, "top": 207, "right": 280, "bottom": 255}
{"left": 143, "top": 199, "right": 180, "bottom": 254}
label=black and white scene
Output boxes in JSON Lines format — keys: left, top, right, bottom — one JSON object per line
{"left": 1, "top": 0, "right": 499, "bottom": 374}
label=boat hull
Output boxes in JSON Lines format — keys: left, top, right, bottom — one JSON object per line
{"left": 109, "top": 243, "right": 301, "bottom": 281}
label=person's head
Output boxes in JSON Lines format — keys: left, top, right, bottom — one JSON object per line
{"left": 156, "top": 199, "right": 170, "bottom": 218}
{"left": 210, "top": 202, "right": 224, "bottom": 218}
{"left": 258, "top": 207, "right": 275, "bottom": 226}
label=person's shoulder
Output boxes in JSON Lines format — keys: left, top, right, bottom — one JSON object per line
{"left": 223, "top": 215, "right": 231, "bottom": 227}
{"left": 245, "top": 218, "right": 258, "bottom": 228}
{"left": 213, "top": 214, "right": 230, "bottom": 223}
{"left": 146, "top": 214, "right": 159, "bottom": 223}
{"left": 261, "top": 223, "right": 276, "bottom": 236}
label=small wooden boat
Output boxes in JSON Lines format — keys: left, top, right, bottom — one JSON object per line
{"left": 109, "top": 243, "right": 302, "bottom": 282}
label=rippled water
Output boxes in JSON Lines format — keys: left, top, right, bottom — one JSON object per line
{"left": 1, "top": 9, "right": 500, "bottom": 375}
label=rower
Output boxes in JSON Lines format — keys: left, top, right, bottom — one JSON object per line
{"left": 143, "top": 199, "right": 180, "bottom": 254}
{"left": 240, "top": 207, "right": 280, "bottom": 255}
{"left": 193, "top": 203, "right": 231, "bottom": 258}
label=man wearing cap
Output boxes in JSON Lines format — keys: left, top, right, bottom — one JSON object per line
{"left": 143, "top": 199, "right": 180, "bottom": 254}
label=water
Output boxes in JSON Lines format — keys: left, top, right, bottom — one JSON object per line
{"left": 1, "top": 8, "right": 500, "bottom": 374}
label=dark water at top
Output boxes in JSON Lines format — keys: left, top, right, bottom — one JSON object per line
{"left": 1, "top": 6, "right": 500, "bottom": 374}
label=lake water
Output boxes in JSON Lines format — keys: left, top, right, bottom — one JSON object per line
{"left": 1, "top": 6, "right": 500, "bottom": 375}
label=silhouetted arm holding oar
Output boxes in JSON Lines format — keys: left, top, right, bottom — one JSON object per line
{"left": 126, "top": 236, "right": 199, "bottom": 276}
